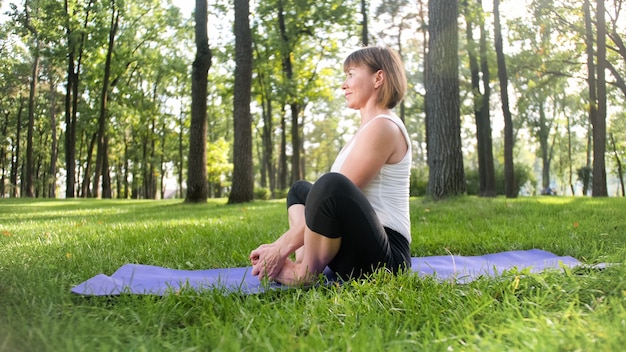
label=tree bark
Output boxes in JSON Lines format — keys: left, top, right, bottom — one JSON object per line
{"left": 494, "top": 0, "right": 516, "bottom": 198}
{"left": 23, "top": 1, "right": 40, "bottom": 198}
{"left": 25, "top": 43, "right": 39, "bottom": 198}
{"left": 425, "top": 0, "right": 465, "bottom": 199}
{"left": 466, "top": 0, "right": 496, "bottom": 197}
{"left": 229, "top": 0, "right": 254, "bottom": 203}
{"left": 609, "top": 133, "right": 624, "bottom": 196}
{"left": 93, "top": 1, "right": 119, "bottom": 198}
{"left": 48, "top": 73, "right": 58, "bottom": 198}
{"left": 186, "top": 0, "right": 212, "bottom": 203}
{"left": 592, "top": 0, "right": 608, "bottom": 196}
{"left": 361, "top": 0, "right": 369, "bottom": 45}
{"left": 10, "top": 98, "right": 24, "bottom": 198}
{"left": 63, "top": 0, "right": 93, "bottom": 198}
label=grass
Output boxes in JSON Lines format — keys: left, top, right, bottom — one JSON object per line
{"left": 0, "top": 196, "right": 625, "bottom": 351}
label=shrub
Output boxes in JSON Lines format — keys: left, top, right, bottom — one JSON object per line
{"left": 254, "top": 187, "right": 271, "bottom": 200}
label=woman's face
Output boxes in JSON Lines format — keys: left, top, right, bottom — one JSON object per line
{"left": 342, "top": 64, "right": 379, "bottom": 110}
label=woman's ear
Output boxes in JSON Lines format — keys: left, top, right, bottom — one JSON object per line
{"left": 374, "top": 70, "right": 384, "bottom": 89}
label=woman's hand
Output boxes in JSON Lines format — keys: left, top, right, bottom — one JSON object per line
{"left": 249, "top": 243, "right": 288, "bottom": 280}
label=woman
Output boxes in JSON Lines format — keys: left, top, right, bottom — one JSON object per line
{"left": 249, "top": 46, "right": 412, "bottom": 286}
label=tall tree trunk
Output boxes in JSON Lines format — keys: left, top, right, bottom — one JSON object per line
{"left": 1, "top": 110, "right": 8, "bottom": 197}
{"left": 478, "top": 1, "right": 495, "bottom": 197}
{"left": 566, "top": 107, "right": 575, "bottom": 195}
{"left": 25, "top": 42, "right": 39, "bottom": 198}
{"left": 63, "top": 0, "right": 92, "bottom": 198}
{"left": 261, "top": 96, "right": 275, "bottom": 194}
{"left": 178, "top": 103, "right": 184, "bottom": 198}
{"left": 361, "top": 0, "right": 369, "bottom": 45}
{"left": 426, "top": 0, "right": 465, "bottom": 199}
{"left": 229, "top": 0, "right": 254, "bottom": 204}
{"left": 466, "top": 0, "right": 495, "bottom": 197}
{"left": 186, "top": 0, "right": 212, "bottom": 203}
{"left": 278, "top": 107, "right": 288, "bottom": 190}
{"left": 23, "top": 1, "right": 40, "bottom": 198}
{"left": 290, "top": 103, "right": 301, "bottom": 184}
{"left": 609, "top": 133, "right": 624, "bottom": 196}
{"left": 583, "top": 0, "right": 596, "bottom": 197}
{"left": 494, "top": 0, "right": 516, "bottom": 198}
{"left": 592, "top": 0, "right": 608, "bottom": 196}
{"left": 10, "top": 97, "right": 24, "bottom": 198}
{"left": 81, "top": 132, "right": 97, "bottom": 197}
{"left": 48, "top": 73, "right": 58, "bottom": 198}
{"left": 93, "top": 2, "right": 119, "bottom": 198}
{"left": 277, "top": 2, "right": 301, "bottom": 184}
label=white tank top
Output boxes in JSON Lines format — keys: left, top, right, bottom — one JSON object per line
{"left": 331, "top": 114, "right": 412, "bottom": 243}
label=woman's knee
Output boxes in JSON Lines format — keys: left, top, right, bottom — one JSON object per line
{"left": 312, "top": 172, "right": 353, "bottom": 194}
{"left": 287, "top": 180, "right": 312, "bottom": 207}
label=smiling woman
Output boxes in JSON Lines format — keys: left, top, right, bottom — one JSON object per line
{"left": 248, "top": 46, "right": 413, "bottom": 286}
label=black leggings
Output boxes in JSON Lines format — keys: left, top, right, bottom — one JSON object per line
{"left": 286, "top": 172, "right": 411, "bottom": 279}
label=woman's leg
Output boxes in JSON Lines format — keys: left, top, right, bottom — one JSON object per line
{"left": 304, "top": 173, "right": 407, "bottom": 279}
{"left": 286, "top": 181, "right": 312, "bottom": 263}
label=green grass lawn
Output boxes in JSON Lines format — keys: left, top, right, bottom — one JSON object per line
{"left": 1, "top": 196, "right": 625, "bottom": 351}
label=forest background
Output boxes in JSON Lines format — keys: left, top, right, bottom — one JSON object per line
{"left": 0, "top": 0, "right": 625, "bottom": 201}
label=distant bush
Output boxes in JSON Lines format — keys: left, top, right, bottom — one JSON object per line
{"left": 465, "top": 163, "right": 535, "bottom": 196}
{"left": 254, "top": 187, "right": 271, "bottom": 200}
{"left": 273, "top": 188, "right": 289, "bottom": 199}
{"left": 410, "top": 168, "right": 428, "bottom": 197}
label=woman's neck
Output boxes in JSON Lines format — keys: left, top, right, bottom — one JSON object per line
{"left": 359, "top": 106, "right": 392, "bottom": 127}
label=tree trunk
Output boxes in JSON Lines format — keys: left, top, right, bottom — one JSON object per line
{"left": 1, "top": 110, "right": 8, "bottom": 197}
{"left": 609, "top": 133, "right": 625, "bottom": 196}
{"left": 361, "top": 0, "right": 368, "bottom": 45}
{"left": 278, "top": 107, "right": 288, "bottom": 190}
{"left": 186, "top": 0, "right": 212, "bottom": 203}
{"left": 277, "top": 2, "right": 302, "bottom": 185}
{"left": 93, "top": 2, "right": 119, "bottom": 198}
{"left": 25, "top": 42, "right": 39, "bottom": 198}
{"left": 592, "top": 0, "right": 608, "bottom": 196}
{"left": 494, "top": 0, "right": 516, "bottom": 198}
{"left": 261, "top": 96, "right": 275, "bottom": 194}
{"left": 290, "top": 103, "right": 301, "bottom": 184}
{"left": 229, "top": 0, "right": 254, "bottom": 203}
{"left": 81, "top": 132, "right": 97, "bottom": 197}
{"left": 178, "top": 104, "right": 184, "bottom": 198}
{"left": 425, "top": 0, "right": 465, "bottom": 199}
{"left": 48, "top": 73, "right": 58, "bottom": 198}
{"left": 466, "top": 0, "right": 495, "bottom": 197}
{"left": 10, "top": 97, "right": 24, "bottom": 198}
{"left": 20, "top": 1, "right": 41, "bottom": 198}
{"left": 583, "top": 0, "right": 596, "bottom": 197}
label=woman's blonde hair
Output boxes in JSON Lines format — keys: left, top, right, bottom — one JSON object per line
{"left": 343, "top": 46, "right": 407, "bottom": 109}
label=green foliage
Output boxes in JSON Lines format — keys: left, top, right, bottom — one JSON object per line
{"left": 207, "top": 137, "right": 233, "bottom": 186}
{"left": 254, "top": 187, "right": 271, "bottom": 200}
{"left": 577, "top": 166, "right": 593, "bottom": 193}
{"left": 410, "top": 167, "right": 428, "bottom": 197}
{"left": 465, "top": 162, "right": 535, "bottom": 196}
{"left": 1, "top": 197, "right": 626, "bottom": 351}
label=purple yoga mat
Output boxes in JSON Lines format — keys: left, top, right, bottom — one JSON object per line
{"left": 71, "top": 249, "right": 582, "bottom": 296}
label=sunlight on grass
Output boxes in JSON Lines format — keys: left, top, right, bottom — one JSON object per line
{"left": 1, "top": 197, "right": 625, "bottom": 351}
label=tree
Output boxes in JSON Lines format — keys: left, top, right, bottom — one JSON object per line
{"left": 464, "top": 0, "right": 496, "bottom": 197}
{"left": 494, "top": 0, "right": 516, "bottom": 198}
{"left": 592, "top": 0, "right": 608, "bottom": 196}
{"left": 425, "top": 0, "right": 465, "bottom": 199}
{"left": 19, "top": 0, "right": 42, "bottom": 198}
{"left": 361, "top": 0, "right": 369, "bottom": 45}
{"left": 228, "top": 0, "right": 253, "bottom": 203}
{"left": 91, "top": 0, "right": 119, "bottom": 198}
{"left": 186, "top": 0, "right": 212, "bottom": 203}
{"left": 63, "top": 0, "right": 93, "bottom": 198}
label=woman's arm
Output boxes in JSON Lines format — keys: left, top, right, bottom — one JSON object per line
{"left": 339, "top": 118, "right": 407, "bottom": 189}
